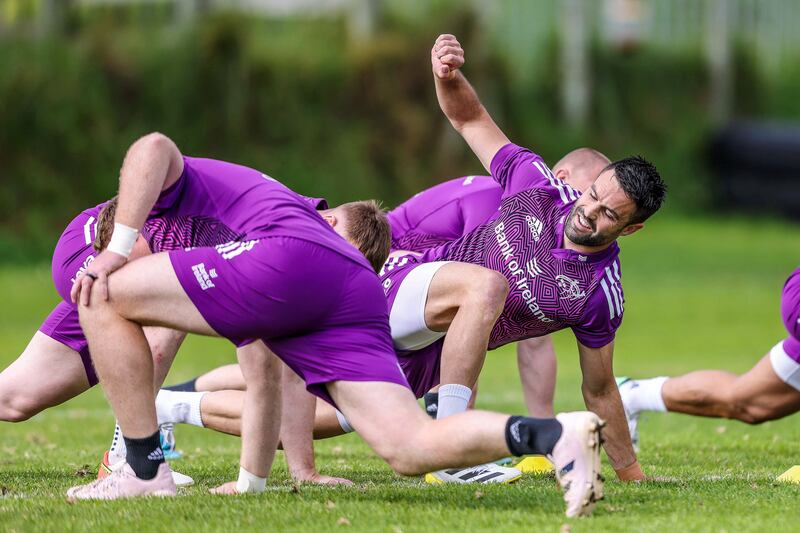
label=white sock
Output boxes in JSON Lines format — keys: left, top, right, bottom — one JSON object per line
{"left": 436, "top": 384, "right": 472, "bottom": 419}
{"left": 335, "top": 409, "right": 354, "bottom": 433}
{"left": 156, "top": 389, "right": 207, "bottom": 427}
{"left": 626, "top": 377, "right": 668, "bottom": 413}
{"left": 108, "top": 422, "right": 126, "bottom": 465}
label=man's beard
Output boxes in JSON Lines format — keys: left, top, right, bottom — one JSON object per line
{"left": 564, "top": 205, "right": 616, "bottom": 247}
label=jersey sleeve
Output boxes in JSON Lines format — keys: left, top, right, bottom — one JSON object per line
{"left": 571, "top": 261, "right": 625, "bottom": 348}
{"left": 150, "top": 159, "right": 190, "bottom": 216}
{"left": 300, "top": 195, "right": 329, "bottom": 210}
{"left": 490, "top": 143, "right": 581, "bottom": 203}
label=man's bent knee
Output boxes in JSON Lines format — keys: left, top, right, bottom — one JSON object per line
{"left": 467, "top": 270, "right": 509, "bottom": 315}
{"left": 0, "top": 394, "right": 37, "bottom": 422}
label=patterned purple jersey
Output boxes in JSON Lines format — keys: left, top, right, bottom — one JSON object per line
{"left": 149, "top": 157, "right": 370, "bottom": 267}
{"left": 388, "top": 176, "right": 502, "bottom": 251}
{"left": 420, "top": 144, "right": 624, "bottom": 349}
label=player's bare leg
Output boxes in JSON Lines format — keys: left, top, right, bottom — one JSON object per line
{"left": 661, "top": 354, "right": 800, "bottom": 422}
{"left": 0, "top": 333, "right": 90, "bottom": 422}
{"left": 70, "top": 253, "right": 218, "bottom": 500}
{"left": 328, "top": 380, "right": 604, "bottom": 517}
{"left": 196, "top": 364, "right": 245, "bottom": 391}
{"left": 517, "top": 337, "right": 557, "bottom": 418}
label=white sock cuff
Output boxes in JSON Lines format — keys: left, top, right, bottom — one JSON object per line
{"left": 436, "top": 383, "right": 472, "bottom": 419}
{"left": 335, "top": 409, "right": 354, "bottom": 433}
{"left": 189, "top": 391, "right": 208, "bottom": 427}
{"left": 631, "top": 376, "right": 669, "bottom": 413}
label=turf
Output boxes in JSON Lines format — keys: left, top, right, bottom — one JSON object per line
{"left": 1, "top": 215, "right": 799, "bottom": 532}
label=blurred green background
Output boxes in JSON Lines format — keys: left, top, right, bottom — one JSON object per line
{"left": 1, "top": 0, "right": 799, "bottom": 262}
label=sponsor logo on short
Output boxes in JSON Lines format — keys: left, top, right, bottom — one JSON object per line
{"left": 382, "top": 278, "right": 392, "bottom": 293}
{"left": 71, "top": 255, "right": 95, "bottom": 284}
{"left": 525, "top": 215, "right": 543, "bottom": 242}
{"left": 556, "top": 274, "right": 586, "bottom": 301}
{"left": 192, "top": 263, "right": 216, "bottom": 291}
{"left": 209, "top": 268, "right": 218, "bottom": 279}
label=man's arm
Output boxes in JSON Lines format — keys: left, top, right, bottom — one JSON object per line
{"left": 211, "top": 341, "right": 283, "bottom": 494}
{"left": 280, "top": 364, "right": 353, "bottom": 486}
{"left": 71, "top": 133, "right": 184, "bottom": 305}
{"left": 576, "top": 340, "right": 645, "bottom": 481}
{"left": 432, "top": 34, "right": 510, "bottom": 173}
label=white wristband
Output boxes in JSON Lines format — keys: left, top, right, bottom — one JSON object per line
{"left": 236, "top": 466, "right": 267, "bottom": 494}
{"left": 106, "top": 223, "right": 139, "bottom": 258}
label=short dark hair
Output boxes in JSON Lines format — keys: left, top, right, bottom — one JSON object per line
{"left": 605, "top": 156, "right": 667, "bottom": 224}
{"left": 341, "top": 200, "right": 391, "bottom": 273}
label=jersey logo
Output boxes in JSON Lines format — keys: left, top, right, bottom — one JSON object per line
{"left": 71, "top": 255, "right": 95, "bottom": 284}
{"left": 525, "top": 215, "right": 543, "bottom": 242}
{"left": 556, "top": 274, "right": 586, "bottom": 301}
{"left": 462, "top": 176, "right": 476, "bottom": 186}
{"left": 526, "top": 258, "right": 542, "bottom": 278}
{"left": 379, "top": 255, "right": 410, "bottom": 277}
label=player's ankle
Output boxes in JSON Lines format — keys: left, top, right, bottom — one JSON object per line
{"left": 124, "top": 431, "right": 164, "bottom": 480}
{"left": 504, "top": 416, "right": 563, "bottom": 456}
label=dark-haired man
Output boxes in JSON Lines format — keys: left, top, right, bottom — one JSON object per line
{"left": 366, "top": 33, "right": 667, "bottom": 484}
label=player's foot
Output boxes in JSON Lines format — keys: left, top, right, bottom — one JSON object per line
{"left": 68, "top": 462, "right": 176, "bottom": 501}
{"left": 425, "top": 463, "right": 522, "bottom": 485}
{"left": 160, "top": 423, "right": 183, "bottom": 460}
{"left": 616, "top": 377, "right": 640, "bottom": 452}
{"left": 548, "top": 411, "right": 605, "bottom": 518}
{"left": 97, "top": 450, "right": 194, "bottom": 487}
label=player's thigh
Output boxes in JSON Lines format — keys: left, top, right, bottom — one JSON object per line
{"left": 423, "top": 262, "right": 506, "bottom": 330}
{"left": 105, "top": 252, "right": 216, "bottom": 335}
{"left": 327, "top": 380, "right": 430, "bottom": 452}
{"left": 0, "top": 332, "right": 90, "bottom": 419}
{"left": 732, "top": 352, "right": 800, "bottom": 419}
{"left": 313, "top": 400, "right": 348, "bottom": 439}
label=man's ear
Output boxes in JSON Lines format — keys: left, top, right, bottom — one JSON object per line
{"left": 554, "top": 168, "right": 570, "bottom": 181}
{"left": 322, "top": 214, "right": 337, "bottom": 228}
{"left": 620, "top": 222, "right": 644, "bottom": 237}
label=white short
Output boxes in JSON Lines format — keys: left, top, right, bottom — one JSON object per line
{"left": 389, "top": 261, "right": 452, "bottom": 351}
{"left": 769, "top": 340, "right": 800, "bottom": 392}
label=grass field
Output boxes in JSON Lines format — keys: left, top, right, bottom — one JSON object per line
{"left": 1, "top": 216, "right": 799, "bottom": 532}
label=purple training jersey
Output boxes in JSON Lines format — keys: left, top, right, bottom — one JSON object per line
{"left": 388, "top": 176, "right": 502, "bottom": 252}
{"left": 419, "top": 144, "right": 624, "bottom": 350}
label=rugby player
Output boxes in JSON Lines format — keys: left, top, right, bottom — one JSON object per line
{"left": 66, "top": 133, "right": 605, "bottom": 517}
{"left": 0, "top": 191, "right": 378, "bottom": 486}
{"left": 363, "top": 33, "right": 667, "bottom": 483}
{"left": 618, "top": 269, "right": 800, "bottom": 447}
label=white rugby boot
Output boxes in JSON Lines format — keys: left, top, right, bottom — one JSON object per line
{"left": 548, "top": 411, "right": 605, "bottom": 518}
{"left": 425, "top": 463, "right": 523, "bottom": 485}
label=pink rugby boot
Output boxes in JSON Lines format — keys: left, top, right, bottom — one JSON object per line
{"left": 547, "top": 411, "right": 605, "bottom": 518}
{"left": 67, "top": 462, "right": 176, "bottom": 501}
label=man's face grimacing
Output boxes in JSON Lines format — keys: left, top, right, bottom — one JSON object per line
{"left": 564, "top": 169, "right": 644, "bottom": 248}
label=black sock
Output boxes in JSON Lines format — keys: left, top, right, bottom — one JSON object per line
{"left": 423, "top": 392, "right": 439, "bottom": 418}
{"left": 163, "top": 377, "right": 198, "bottom": 392}
{"left": 124, "top": 431, "right": 164, "bottom": 480}
{"left": 504, "top": 416, "right": 563, "bottom": 457}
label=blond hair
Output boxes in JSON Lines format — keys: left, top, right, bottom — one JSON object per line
{"left": 93, "top": 196, "right": 119, "bottom": 252}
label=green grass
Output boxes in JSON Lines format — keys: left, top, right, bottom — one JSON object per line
{"left": 1, "top": 215, "right": 800, "bottom": 532}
